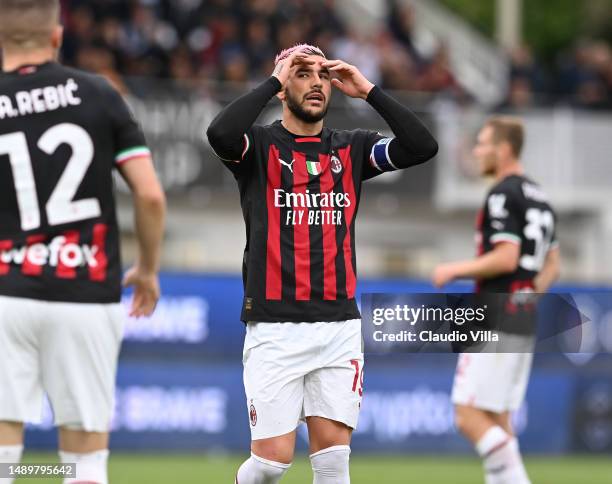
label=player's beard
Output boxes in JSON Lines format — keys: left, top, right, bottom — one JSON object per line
{"left": 285, "top": 87, "right": 329, "bottom": 124}
{"left": 480, "top": 154, "right": 497, "bottom": 176}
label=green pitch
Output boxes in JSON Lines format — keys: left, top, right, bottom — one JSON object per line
{"left": 18, "top": 453, "right": 612, "bottom": 483}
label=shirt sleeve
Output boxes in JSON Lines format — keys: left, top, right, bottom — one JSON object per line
{"left": 100, "top": 80, "right": 150, "bottom": 166}
{"left": 363, "top": 85, "right": 438, "bottom": 174}
{"left": 216, "top": 129, "right": 254, "bottom": 179}
{"left": 360, "top": 130, "right": 393, "bottom": 181}
{"left": 486, "top": 187, "right": 522, "bottom": 246}
{"left": 206, "top": 76, "right": 280, "bottom": 178}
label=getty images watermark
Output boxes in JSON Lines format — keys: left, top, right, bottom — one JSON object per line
{"left": 371, "top": 303, "right": 491, "bottom": 344}
{"left": 361, "top": 293, "right": 610, "bottom": 354}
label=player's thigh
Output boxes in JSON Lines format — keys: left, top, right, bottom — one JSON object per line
{"left": 454, "top": 404, "right": 499, "bottom": 443}
{"left": 303, "top": 319, "right": 363, "bottom": 440}
{"left": 251, "top": 430, "right": 297, "bottom": 465}
{"left": 58, "top": 427, "right": 109, "bottom": 453}
{"left": 0, "top": 296, "right": 45, "bottom": 425}
{"left": 40, "top": 302, "right": 124, "bottom": 432}
{"left": 243, "top": 322, "right": 313, "bottom": 442}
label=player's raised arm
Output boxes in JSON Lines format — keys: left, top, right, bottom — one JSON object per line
{"left": 322, "top": 59, "right": 439, "bottom": 167}
{"left": 206, "top": 51, "right": 315, "bottom": 162}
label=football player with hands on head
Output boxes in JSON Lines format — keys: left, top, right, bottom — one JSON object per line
{"left": 207, "top": 43, "right": 437, "bottom": 484}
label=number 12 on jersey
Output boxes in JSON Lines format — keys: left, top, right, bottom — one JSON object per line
{"left": 0, "top": 123, "right": 100, "bottom": 231}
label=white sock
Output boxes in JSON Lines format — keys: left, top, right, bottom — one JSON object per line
{"left": 235, "top": 453, "right": 291, "bottom": 484}
{"left": 310, "top": 445, "right": 351, "bottom": 484}
{"left": 59, "top": 449, "right": 109, "bottom": 484}
{"left": 0, "top": 445, "right": 23, "bottom": 484}
{"left": 476, "top": 426, "right": 531, "bottom": 484}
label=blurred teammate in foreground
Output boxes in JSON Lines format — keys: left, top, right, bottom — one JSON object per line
{"left": 0, "top": 1, "right": 165, "bottom": 483}
{"left": 207, "top": 44, "right": 437, "bottom": 483}
{"left": 433, "top": 117, "right": 560, "bottom": 484}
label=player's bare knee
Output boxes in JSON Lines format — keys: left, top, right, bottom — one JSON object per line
{"left": 487, "top": 411, "right": 512, "bottom": 435}
{"left": 0, "top": 421, "right": 24, "bottom": 445}
{"left": 454, "top": 405, "right": 468, "bottom": 434}
{"left": 454, "top": 405, "right": 480, "bottom": 435}
{"left": 251, "top": 439, "right": 294, "bottom": 465}
{"left": 307, "top": 417, "right": 352, "bottom": 454}
{"left": 58, "top": 428, "right": 109, "bottom": 454}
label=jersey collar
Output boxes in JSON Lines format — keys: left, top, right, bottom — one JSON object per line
{"left": 3, "top": 61, "right": 55, "bottom": 76}
{"left": 275, "top": 120, "right": 323, "bottom": 143}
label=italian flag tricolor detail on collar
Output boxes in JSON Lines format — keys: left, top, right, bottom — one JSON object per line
{"left": 306, "top": 160, "right": 321, "bottom": 176}
{"left": 115, "top": 146, "right": 151, "bottom": 165}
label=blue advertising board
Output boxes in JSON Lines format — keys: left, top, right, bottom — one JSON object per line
{"left": 22, "top": 272, "right": 612, "bottom": 453}
{"left": 26, "top": 362, "right": 575, "bottom": 453}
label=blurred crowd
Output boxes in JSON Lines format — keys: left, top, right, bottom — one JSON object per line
{"left": 58, "top": 0, "right": 612, "bottom": 109}
{"left": 59, "top": 0, "right": 462, "bottom": 99}
{"left": 502, "top": 41, "right": 612, "bottom": 111}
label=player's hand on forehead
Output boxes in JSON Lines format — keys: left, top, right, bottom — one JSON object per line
{"left": 321, "top": 58, "right": 375, "bottom": 100}
{"left": 321, "top": 59, "right": 356, "bottom": 74}
{"left": 272, "top": 50, "right": 316, "bottom": 86}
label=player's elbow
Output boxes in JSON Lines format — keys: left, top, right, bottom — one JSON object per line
{"left": 206, "top": 123, "right": 238, "bottom": 160}
{"left": 206, "top": 120, "right": 231, "bottom": 152}
{"left": 501, "top": 254, "right": 519, "bottom": 273}
{"left": 421, "top": 137, "right": 438, "bottom": 161}
{"left": 495, "top": 243, "right": 520, "bottom": 274}
{"left": 407, "top": 136, "right": 438, "bottom": 164}
{"left": 205, "top": 122, "right": 221, "bottom": 146}
{"left": 135, "top": 184, "right": 166, "bottom": 211}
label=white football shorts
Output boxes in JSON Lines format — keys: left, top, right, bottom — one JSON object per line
{"left": 243, "top": 318, "right": 364, "bottom": 440}
{"left": 451, "top": 349, "right": 534, "bottom": 413}
{"left": 0, "top": 295, "right": 124, "bottom": 432}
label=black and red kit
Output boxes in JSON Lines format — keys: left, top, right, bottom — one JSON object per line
{"left": 0, "top": 62, "right": 149, "bottom": 303}
{"left": 476, "top": 174, "right": 558, "bottom": 294}
{"left": 207, "top": 76, "right": 438, "bottom": 322}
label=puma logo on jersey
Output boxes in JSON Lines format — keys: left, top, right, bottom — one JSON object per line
{"left": 278, "top": 158, "right": 295, "bottom": 173}
{"left": 488, "top": 194, "right": 509, "bottom": 218}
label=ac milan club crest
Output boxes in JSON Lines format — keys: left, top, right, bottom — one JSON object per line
{"left": 330, "top": 154, "right": 343, "bottom": 174}
{"left": 249, "top": 403, "right": 257, "bottom": 427}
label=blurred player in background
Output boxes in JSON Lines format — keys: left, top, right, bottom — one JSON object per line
{"left": 0, "top": 1, "right": 165, "bottom": 483}
{"left": 207, "top": 44, "right": 437, "bottom": 483}
{"left": 432, "top": 117, "right": 560, "bottom": 484}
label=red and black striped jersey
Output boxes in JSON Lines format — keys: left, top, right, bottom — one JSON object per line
{"left": 223, "top": 121, "right": 390, "bottom": 322}
{"left": 475, "top": 174, "right": 558, "bottom": 293}
{"left": 0, "top": 62, "right": 149, "bottom": 303}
